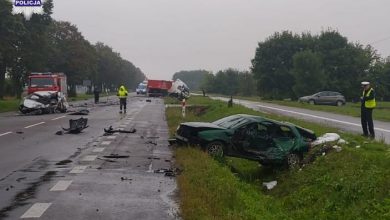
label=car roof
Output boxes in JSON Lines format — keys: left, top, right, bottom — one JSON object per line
{"left": 231, "top": 114, "right": 283, "bottom": 124}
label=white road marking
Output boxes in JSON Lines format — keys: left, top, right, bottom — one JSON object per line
{"left": 51, "top": 116, "right": 66, "bottom": 121}
{"left": 93, "top": 147, "right": 105, "bottom": 152}
{"left": 82, "top": 155, "right": 98, "bottom": 161}
{"left": 147, "top": 161, "right": 153, "bottom": 173}
{"left": 50, "top": 180, "right": 73, "bottom": 191}
{"left": 24, "top": 122, "right": 45, "bottom": 129}
{"left": 101, "top": 141, "right": 111, "bottom": 145}
{"left": 257, "top": 104, "right": 390, "bottom": 133}
{"left": 106, "top": 135, "right": 117, "bottom": 140}
{"left": 69, "top": 166, "right": 88, "bottom": 174}
{"left": 0, "top": 131, "right": 12, "bottom": 137}
{"left": 21, "top": 203, "right": 51, "bottom": 218}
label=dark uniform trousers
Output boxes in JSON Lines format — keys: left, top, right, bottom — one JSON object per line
{"left": 361, "top": 107, "right": 374, "bottom": 137}
{"left": 120, "top": 98, "right": 127, "bottom": 111}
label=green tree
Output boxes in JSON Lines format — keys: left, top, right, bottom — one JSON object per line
{"left": 3, "top": 0, "right": 54, "bottom": 98}
{"left": 317, "top": 31, "right": 375, "bottom": 100}
{"left": 200, "top": 72, "right": 216, "bottom": 94}
{"left": 238, "top": 71, "right": 256, "bottom": 96}
{"left": 291, "top": 50, "right": 325, "bottom": 97}
{"left": 251, "top": 30, "right": 378, "bottom": 100}
{"left": 0, "top": 0, "right": 25, "bottom": 98}
{"left": 48, "top": 21, "right": 97, "bottom": 96}
{"left": 95, "top": 42, "right": 145, "bottom": 92}
{"left": 251, "top": 31, "right": 303, "bottom": 99}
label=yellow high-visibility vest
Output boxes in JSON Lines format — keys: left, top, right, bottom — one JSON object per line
{"left": 118, "top": 86, "right": 128, "bottom": 98}
{"left": 362, "top": 88, "right": 376, "bottom": 108}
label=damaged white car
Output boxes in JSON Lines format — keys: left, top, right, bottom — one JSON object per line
{"left": 19, "top": 91, "right": 68, "bottom": 115}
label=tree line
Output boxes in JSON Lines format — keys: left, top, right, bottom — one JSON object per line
{"left": 252, "top": 30, "right": 390, "bottom": 101}
{"left": 179, "top": 30, "right": 389, "bottom": 101}
{"left": 0, "top": 0, "right": 145, "bottom": 99}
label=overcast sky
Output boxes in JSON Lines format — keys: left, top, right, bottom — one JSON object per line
{"left": 52, "top": 0, "right": 390, "bottom": 80}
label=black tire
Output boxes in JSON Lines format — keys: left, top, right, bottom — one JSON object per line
{"left": 206, "top": 141, "right": 224, "bottom": 158}
{"left": 336, "top": 100, "right": 343, "bottom": 106}
{"left": 286, "top": 153, "right": 302, "bottom": 169}
{"left": 309, "top": 99, "right": 315, "bottom": 105}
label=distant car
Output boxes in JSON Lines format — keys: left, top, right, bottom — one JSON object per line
{"left": 175, "top": 114, "right": 316, "bottom": 168}
{"left": 298, "top": 91, "right": 346, "bottom": 106}
{"left": 136, "top": 83, "right": 147, "bottom": 95}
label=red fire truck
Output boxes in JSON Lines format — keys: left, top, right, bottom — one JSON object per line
{"left": 28, "top": 72, "right": 67, "bottom": 95}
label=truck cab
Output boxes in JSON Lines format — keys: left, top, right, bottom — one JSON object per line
{"left": 28, "top": 72, "right": 67, "bottom": 96}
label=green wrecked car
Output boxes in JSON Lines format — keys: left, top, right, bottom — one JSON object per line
{"left": 175, "top": 114, "right": 316, "bottom": 167}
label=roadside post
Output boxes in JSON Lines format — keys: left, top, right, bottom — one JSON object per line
{"left": 182, "top": 98, "right": 186, "bottom": 118}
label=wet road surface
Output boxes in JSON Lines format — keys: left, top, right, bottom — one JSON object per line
{"left": 0, "top": 96, "right": 179, "bottom": 219}
{"left": 211, "top": 96, "right": 390, "bottom": 144}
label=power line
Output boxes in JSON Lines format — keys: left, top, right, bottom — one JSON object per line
{"left": 369, "top": 35, "right": 390, "bottom": 45}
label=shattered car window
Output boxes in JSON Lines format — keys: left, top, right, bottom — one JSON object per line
{"left": 278, "top": 126, "right": 295, "bottom": 138}
{"left": 212, "top": 115, "right": 249, "bottom": 129}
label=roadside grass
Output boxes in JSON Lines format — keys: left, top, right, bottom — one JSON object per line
{"left": 0, "top": 97, "right": 20, "bottom": 113}
{"left": 166, "top": 96, "right": 390, "bottom": 220}
{"left": 210, "top": 94, "right": 390, "bottom": 122}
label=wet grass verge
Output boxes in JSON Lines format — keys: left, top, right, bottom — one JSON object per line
{"left": 165, "top": 96, "right": 390, "bottom": 220}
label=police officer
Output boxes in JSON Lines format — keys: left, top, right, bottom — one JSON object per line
{"left": 360, "top": 81, "right": 376, "bottom": 138}
{"left": 93, "top": 86, "right": 100, "bottom": 104}
{"left": 117, "top": 85, "right": 128, "bottom": 113}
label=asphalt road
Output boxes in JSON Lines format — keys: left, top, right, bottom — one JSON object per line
{"left": 211, "top": 96, "right": 390, "bottom": 144}
{"left": 0, "top": 95, "right": 179, "bottom": 219}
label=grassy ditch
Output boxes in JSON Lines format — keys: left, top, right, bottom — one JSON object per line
{"left": 0, "top": 97, "right": 21, "bottom": 113}
{"left": 210, "top": 94, "right": 390, "bottom": 122}
{"left": 165, "top": 96, "right": 390, "bottom": 220}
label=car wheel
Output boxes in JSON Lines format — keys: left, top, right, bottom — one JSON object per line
{"left": 206, "top": 141, "right": 224, "bottom": 158}
{"left": 287, "top": 153, "right": 301, "bottom": 169}
{"left": 336, "top": 100, "right": 343, "bottom": 106}
{"left": 309, "top": 99, "right": 315, "bottom": 105}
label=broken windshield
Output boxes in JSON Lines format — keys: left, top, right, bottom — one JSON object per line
{"left": 212, "top": 115, "right": 249, "bottom": 129}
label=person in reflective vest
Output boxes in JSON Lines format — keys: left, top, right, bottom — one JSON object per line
{"left": 117, "top": 85, "right": 128, "bottom": 113}
{"left": 360, "top": 81, "right": 376, "bottom": 138}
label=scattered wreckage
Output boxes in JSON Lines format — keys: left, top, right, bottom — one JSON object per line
{"left": 174, "top": 114, "right": 317, "bottom": 168}
{"left": 104, "top": 126, "right": 136, "bottom": 134}
{"left": 19, "top": 91, "right": 68, "bottom": 115}
{"left": 62, "top": 117, "right": 88, "bottom": 134}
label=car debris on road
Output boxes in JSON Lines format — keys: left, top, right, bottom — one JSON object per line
{"left": 68, "top": 109, "right": 90, "bottom": 115}
{"left": 154, "top": 168, "right": 182, "bottom": 177}
{"left": 103, "top": 126, "right": 136, "bottom": 134}
{"left": 62, "top": 118, "right": 89, "bottom": 134}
